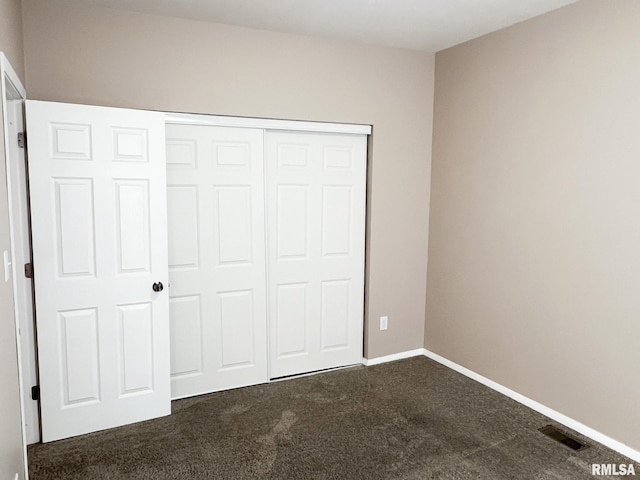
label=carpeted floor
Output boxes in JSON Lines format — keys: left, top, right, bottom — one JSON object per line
{"left": 28, "top": 357, "right": 637, "bottom": 479}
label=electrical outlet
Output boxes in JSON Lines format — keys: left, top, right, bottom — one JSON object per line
{"left": 380, "top": 316, "right": 388, "bottom": 331}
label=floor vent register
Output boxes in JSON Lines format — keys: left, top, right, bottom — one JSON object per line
{"left": 538, "top": 425, "right": 589, "bottom": 451}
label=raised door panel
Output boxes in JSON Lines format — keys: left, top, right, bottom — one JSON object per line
{"left": 276, "top": 185, "right": 309, "bottom": 259}
{"left": 53, "top": 179, "right": 96, "bottom": 277}
{"left": 115, "top": 180, "right": 150, "bottom": 274}
{"left": 275, "top": 283, "right": 309, "bottom": 358}
{"left": 169, "top": 295, "right": 203, "bottom": 379}
{"left": 166, "top": 124, "right": 268, "bottom": 399}
{"left": 112, "top": 127, "right": 148, "bottom": 162}
{"left": 166, "top": 139, "right": 196, "bottom": 168}
{"left": 213, "top": 186, "right": 253, "bottom": 265}
{"left": 218, "top": 290, "right": 254, "bottom": 369}
{"left": 58, "top": 308, "right": 101, "bottom": 406}
{"left": 321, "top": 186, "right": 352, "bottom": 257}
{"left": 167, "top": 186, "right": 199, "bottom": 269}
{"left": 212, "top": 141, "right": 251, "bottom": 168}
{"left": 117, "top": 303, "right": 154, "bottom": 397}
{"left": 50, "top": 123, "right": 92, "bottom": 160}
{"left": 320, "top": 280, "right": 350, "bottom": 351}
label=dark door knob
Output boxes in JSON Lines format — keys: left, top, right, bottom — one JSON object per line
{"left": 152, "top": 282, "right": 164, "bottom": 292}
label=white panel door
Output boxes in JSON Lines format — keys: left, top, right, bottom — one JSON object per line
{"left": 165, "top": 124, "right": 268, "bottom": 398}
{"left": 266, "top": 131, "right": 366, "bottom": 378}
{"left": 26, "top": 100, "right": 170, "bottom": 442}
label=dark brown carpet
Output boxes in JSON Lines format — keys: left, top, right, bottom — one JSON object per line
{"left": 28, "top": 357, "right": 637, "bottom": 479}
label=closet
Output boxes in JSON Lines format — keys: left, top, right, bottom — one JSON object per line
{"left": 25, "top": 101, "right": 368, "bottom": 441}
{"left": 166, "top": 121, "right": 368, "bottom": 398}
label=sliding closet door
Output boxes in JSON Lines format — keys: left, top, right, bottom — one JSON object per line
{"left": 266, "top": 131, "right": 367, "bottom": 378}
{"left": 165, "top": 124, "right": 268, "bottom": 398}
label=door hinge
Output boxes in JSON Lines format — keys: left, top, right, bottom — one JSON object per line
{"left": 24, "top": 262, "right": 33, "bottom": 278}
{"left": 17, "top": 132, "right": 25, "bottom": 148}
{"left": 31, "top": 385, "right": 40, "bottom": 401}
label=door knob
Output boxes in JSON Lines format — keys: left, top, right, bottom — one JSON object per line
{"left": 152, "top": 282, "right": 164, "bottom": 292}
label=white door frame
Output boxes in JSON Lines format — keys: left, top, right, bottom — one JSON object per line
{"left": 2, "top": 62, "right": 39, "bottom": 447}
{"left": 1, "top": 51, "right": 30, "bottom": 479}
{"left": 165, "top": 112, "right": 371, "bottom": 135}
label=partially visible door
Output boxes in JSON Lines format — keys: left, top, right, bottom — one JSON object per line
{"left": 266, "top": 131, "right": 367, "bottom": 378}
{"left": 26, "top": 100, "right": 170, "bottom": 442}
{"left": 165, "top": 124, "right": 268, "bottom": 398}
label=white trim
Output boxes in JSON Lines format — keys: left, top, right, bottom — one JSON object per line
{"left": 171, "top": 363, "right": 361, "bottom": 400}
{"left": 0, "top": 51, "right": 29, "bottom": 480}
{"left": 0, "top": 53, "right": 26, "bottom": 99}
{"left": 363, "top": 347, "right": 640, "bottom": 462}
{"left": 362, "top": 348, "right": 425, "bottom": 366}
{"left": 270, "top": 363, "right": 360, "bottom": 383}
{"left": 422, "top": 348, "right": 640, "bottom": 464}
{"left": 165, "top": 112, "right": 372, "bottom": 135}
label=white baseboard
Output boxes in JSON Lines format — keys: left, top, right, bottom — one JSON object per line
{"left": 363, "top": 347, "right": 640, "bottom": 463}
{"left": 421, "top": 348, "right": 640, "bottom": 464}
{"left": 362, "top": 348, "right": 425, "bottom": 366}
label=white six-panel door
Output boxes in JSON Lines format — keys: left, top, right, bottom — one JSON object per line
{"left": 26, "top": 100, "right": 170, "bottom": 442}
{"left": 266, "top": 131, "right": 366, "bottom": 378}
{"left": 165, "top": 124, "right": 268, "bottom": 398}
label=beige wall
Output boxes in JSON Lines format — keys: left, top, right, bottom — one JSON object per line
{"left": 427, "top": 0, "right": 640, "bottom": 451}
{"left": 0, "top": 0, "right": 26, "bottom": 477}
{"left": 22, "top": 0, "right": 435, "bottom": 358}
{"left": 0, "top": 0, "right": 24, "bottom": 80}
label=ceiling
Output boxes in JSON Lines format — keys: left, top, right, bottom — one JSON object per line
{"left": 58, "top": 0, "right": 579, "bottom": 52}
